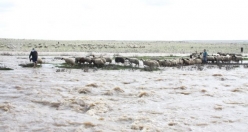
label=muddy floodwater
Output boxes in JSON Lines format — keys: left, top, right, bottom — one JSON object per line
{"left": 0, "top": 55, "right": 248, "bottom": 132}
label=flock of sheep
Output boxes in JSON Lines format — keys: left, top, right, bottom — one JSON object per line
{"left": 57, "top": 51, "right": 244, "bottom": 71}
{"left": 189, "top": 52, "right": 243, "bottom": 64}
{"left": 59, "top": 56, "right": 160, "bottom": 70}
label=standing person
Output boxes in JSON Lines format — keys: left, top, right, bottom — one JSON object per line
{"left": 203, "top": 49, "right": 208, "bottom": 64}
{"left": 29, "top": 48, "right": 38, "bottom": 68}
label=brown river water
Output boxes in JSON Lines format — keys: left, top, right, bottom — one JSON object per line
{"left": 0, "top": 55, "right": 248, "bottom": 132}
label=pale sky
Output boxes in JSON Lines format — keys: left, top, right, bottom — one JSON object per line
{"left": 0, "top": 0, "right": 248, "bottom": 40}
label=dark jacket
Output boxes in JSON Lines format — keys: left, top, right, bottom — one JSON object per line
{"left": 29, "top": 50, "right": 38, "bottom": 62}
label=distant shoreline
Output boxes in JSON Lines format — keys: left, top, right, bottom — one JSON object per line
{"left": 0, "top": 51, "right": 191, "bottom": 57}
{"left": 1, "top": 38, "right": 247, "bottom": 54}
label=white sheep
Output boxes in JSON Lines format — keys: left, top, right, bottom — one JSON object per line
{"left": 222, "top": 55, "right": 231, "bottom": 63}
{"left": 151, "top": 60, "right": 160, "bottom": 68}
{"left": 92, "top": 58, "right": 105, "bottom": 67}
{"left": 91, "top": 55, "right": 106, "bottom": 63}
{"left": 164, "top": 60, "right": 173, "bottom": 67}
{"left": 84, "top": 57, "right": 93, "bottom": 64}
{"left": 206, "top": 56, "right": 216, "bottom": 63}
{"left": 104, "top": 57, "right": 112, "bottom": 64}
{"left": 193, "top": 58, "right": 202, "bottom": 64}
{"left": 157, "top": 60, "right": 167, "bottom": 67}
{"left": 169, "top": 59, "right": 179, "bottom": 66}
{"left": 141, "top": 59, "right": 159, "bottom": 70}
{"left": 61, "top": 58, "right": 75, "bottom": 66}
{"left": 101, "top": 58, "right": 106, "bottom": 64}
{"left": 182, "top": 58, "right": 195, "bottom": 65}
{"left": 214, "top": 54, "right": 223, "bottom": 64}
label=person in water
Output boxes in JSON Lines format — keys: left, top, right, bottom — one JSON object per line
{"left": 202, "top": 49, "right": 208, "bottom": 64}
{"left": 29, "top": 48, "right": 38, "bottom": 67}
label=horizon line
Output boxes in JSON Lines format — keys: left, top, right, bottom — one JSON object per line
{"left": 1, "top": 38, "right": 248, "bottom": 42}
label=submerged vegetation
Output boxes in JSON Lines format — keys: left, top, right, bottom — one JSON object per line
{"left": 0, "top": 63, "right": 13, "bottom": 70}
{"left": 0, "top": 67, "right": 13, "bottom": 70}
{"left": 55, "top": 63, "right": 159, "bottom": 71}
{"left": 18, "top": 63, "right": 42, "bottom": 68}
